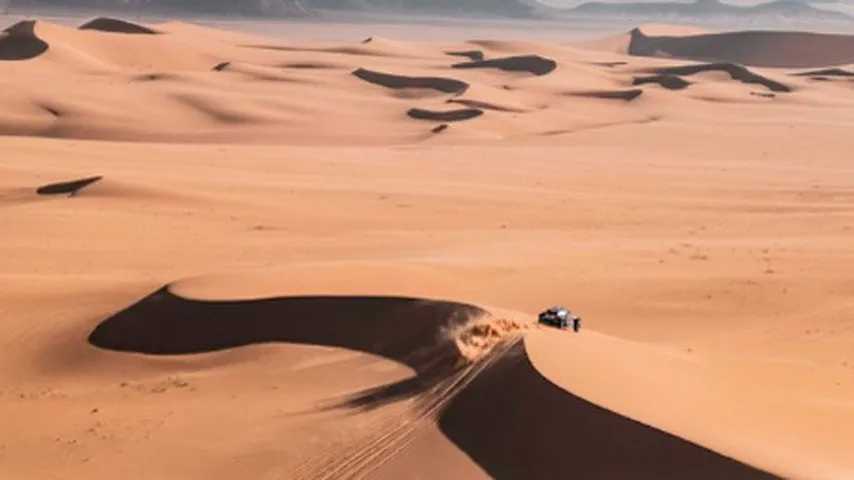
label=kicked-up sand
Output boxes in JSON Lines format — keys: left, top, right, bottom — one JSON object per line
{"left": 2, "top": 15, "right": 854, "bottom": 480}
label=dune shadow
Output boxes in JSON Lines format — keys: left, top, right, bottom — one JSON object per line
{"left": 0, "top": 21, "right": 49, "bottom": 61}
{"left": 78, "top": 18, "right": 159, "bottom": 35}
{"left": 91, "top": 286, "right": 776, "bottom": 477}
{"left": 452, "top": 55, "right": 557, "bottom": 76}
{"left": 628, "top": 28, "right": 854, "bottom": 69}
{"left": 37, "top": 176, "right": 103, "bottom": 196}
{"left": 439, "top": 341, "right": 778, "bottom": 479}
{"left": 89, "top": 286, "right": 483, "bottom": 407}
{"left": 407, "top": 107, "right": 483, "bottom": 122}
{"left": 352, "top": 68, "right": 469, "bottom": 95}
{"left": 650, "top": 63, "right": 790, "bottom": 93}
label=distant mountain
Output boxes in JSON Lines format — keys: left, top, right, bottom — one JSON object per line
{"left": 571, "top": 0, "right": 848, "bottom": 20}
{"left": 304, "top": 0, "right": 538, "bottom": 17}
{"left": 13, "top": 0, "right": 313, "bottom": 16}
{"left": 10, "top": 0, "right": 542, "bottom": 17}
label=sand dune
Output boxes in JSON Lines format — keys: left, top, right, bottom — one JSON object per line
{"left": 86, "top": 282, "right": 771, "bottom": 478}
{"left": 649, "top": 63, "right": 790, "bottom": 92}
{"left": 4, "top": 15, "right": 854, "bottom": 480}
{"left": 792, "top": 67, "right": 854, "bottom": 77}
{"left": 567, "top": 89, "right": 644, "bottom": 101}
{"left": 633, "top": 74, "right": 692, "bottom": 89}
{"left": 0, "top": 20, "right": 49, "bottom": 61}
{"left": 629, "top": 27, "right": 854, "bottom": 68}
{"left": 439, "top": 341, "right": 775, "bottom": 479}
{"left": 407, "top": 107, "right": 484, "bottom": 122}
{"left": 447, "top": 98, "right": 528, "bottom": 112}
{"left": 452, "top": 54, "right": 558, "bottom": 76}
{"left": 78, "top": 18, "right": 158, "bottom": 35}
{"left": 446, "top": 50, "right": 485, "bottom": 62}
{"left": 352, "top": 68, "right": 470, "bottom": 94}
{"left": 36, "top": 176, "right": 103, "bottom": 196}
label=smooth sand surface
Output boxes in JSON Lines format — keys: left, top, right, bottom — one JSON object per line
{"left": 3, "top": 17, "right": 854, "bottom": 480}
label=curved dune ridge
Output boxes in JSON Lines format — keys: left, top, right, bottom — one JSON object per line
{"left": 36, "top": 176, "right": 102, "bottom": 196}
{"left": 447, "top": 98, "right": 528, "bottom": 113}
{"left": 445, "top": 50, "right": 485, "bottom": 62}
{"left": 628, "top": 27, "right": 854, "bottom": 68}
{"left": 568, "top": 89, "right": 644, "bottom": 101}
{"left": 0, "top": 20, "right": 49, "bottom": 61}
{"left": 86, "top": 285, "right": 775, "bottom": 478}
{"left": 407, "top": 107, "right": 484, "bottom": 122}
{"left": 651, "top": 63, "right": 790, "bottom": 92}
{"left": 792, "top": 67, "right": 854, "bottom": 77}
{"left": 88, "top": 286, "right": 519, "bottom": 407}
{"left": 633, "top": 74, "right": 692, "bottom": 90}
{"left": 452, "top": 55, "right": 558, "bottom": 76}
{"left": 440, "top": 341, "right": 776, "bottom": 479}
{"left": 78, "top": 17, "right": 159, "bottom": 35}
{"left": 352, "top": 68, "right": 470, "bottom": 94}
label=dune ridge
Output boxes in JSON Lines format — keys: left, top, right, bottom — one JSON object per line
{"left": 568, "top": 89, "right": 645, "bottom": 101}
{"left": 86, "top": 283, "right": 775, "bottom": 478}
{"left": 78, "top": 18, "right": 158, "bottom": 35}
{"left": 452, "top": 55, "right": 558, "bottom": 76}
{"left": 650, "top": 63, "right": 790, "bottom": 92}
{"left": 407, "top": 107, "right": 484, "bottom": 122}
{"left": 36, "top": 176, "right": 103, "bottom": 196}
{"left": 0, "top": 20, "right": 49, "bottom": 61}
{"left": 628, "top": 27, "right": 854, "bottom": 68}
{"left": 352, "top": 68, "right": 470, "bottom": 94}
{"left": 633, "top": 74, "right": 692, "bottom": 90}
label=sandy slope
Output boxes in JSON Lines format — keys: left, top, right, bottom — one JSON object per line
{"left": 3, "top": 16, "right": 854, "bottom": 480}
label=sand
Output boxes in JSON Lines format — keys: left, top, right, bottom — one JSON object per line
{"left": 2, "top": 16, "right": 854, "bottom": 480}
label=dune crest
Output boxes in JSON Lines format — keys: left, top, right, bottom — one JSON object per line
{"left": 629, "top": 27, "right": 854, "bottom": 68}
{"left": 452, "top": 55, "right": 557, "bottom": 76}
{"left": 651, "top": 63, "right": 790, "bottom": 92}
{"left": 0, "top": 20, "right": 49, "bottom": 61}
{"left": 78, "top": 18, "right": 159, "bottom": 35}
{"left": 36, "top": 176, "right": 102, "bottom": 196}
{"left": 407, "top": 108, "right": 484, "bottom": 122}
{"left": 353, "top": 68, "right": 470, "bottom": 95}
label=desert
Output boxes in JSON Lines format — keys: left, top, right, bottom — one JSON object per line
{"left": 2, "top": 4, "right": 854, "bottom": 479}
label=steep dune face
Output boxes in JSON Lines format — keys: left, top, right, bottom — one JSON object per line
{"left": 439, "top": 340, "right": 775, "bottom": 479}
{"left": 649, "top": 63, "right": 790, "bottom": 92}
{"left": 629, "top": 27, "right": 854, "bottom": 68}
{"left": 452, "top": 54, "right": 557, "bottom": 76}
{"left": 352, "top": 68, "right": 470, "bottom": 95}
{"left": 0, "top": 20, "right": 49, "bottom": 61}
{"left": 86, "top": 281, "right": 772, "bottom": 478}
{"left": 78, "top": 18, "right": 159, "bottom": 35}
{"left": 36, "top": 176, "right": 103, "bottom": 196}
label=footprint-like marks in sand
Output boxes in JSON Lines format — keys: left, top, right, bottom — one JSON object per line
{"left": 452, "top": 54, "right": 557, "bottom": 76}
{"left": 0, "top": 21, "right": 49, "bottom": 61}
{"left": 407, "top": 108, "right": 484, "bottom": 122}
{"left": 78, "top": 17, "right": 159, "bottom": 35}
{"left": 89, "top": 285, "right": 775, "bottom": 478}
{"left": 352, "top": 68, "right": 469, "bottom": 94}
{"left": 37, "top": 176, "right": 103, "bottom": 196}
